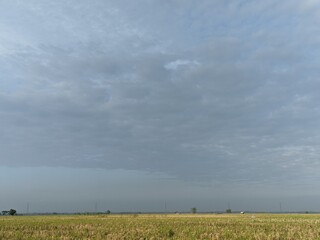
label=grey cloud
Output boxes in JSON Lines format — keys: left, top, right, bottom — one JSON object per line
{"left": 1, "top": 0, "right": 320, "bottom": 184}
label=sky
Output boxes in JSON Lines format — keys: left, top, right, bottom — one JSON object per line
{"left": 1, "top": 0, "right": 320, "bottom": 213}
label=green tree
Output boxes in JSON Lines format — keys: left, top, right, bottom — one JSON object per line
{"left": 226, "top": 208, "right": 232, "bottom": 213}
{"left": 9, "top": 209, "right": 16, "bottom": 216}
{"left": 191, "top": 207, "right": 197, "bottom": 214}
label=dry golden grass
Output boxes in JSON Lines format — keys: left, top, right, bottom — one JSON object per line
{"left": 1, "top": 213, "right": 320, "bottom": 239}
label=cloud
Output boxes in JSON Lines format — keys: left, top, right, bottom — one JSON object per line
{"left": 165, "top": 59, "right": 200, "bottom": 70}
{"left": 0, "top": 0, "right": 320, "bottom": 184}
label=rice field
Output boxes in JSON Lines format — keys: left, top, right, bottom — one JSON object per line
{"left": 1, "top": 213, "right": 320, "bottom": 239}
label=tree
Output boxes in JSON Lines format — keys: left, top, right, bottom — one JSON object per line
{"left": 1, "top": 211, "right": 9, "bottom": 215}
{"left": 9, "top": 209, "right": 16, "bottom": 216}
{"left": 226, "top": 208, "right": 232, "bottom": 213}
{"left": 106, "top": 210, "right": 111, "bottom": 214}
{"left": 191, "top": 207, "right": 197, "bottom": 214}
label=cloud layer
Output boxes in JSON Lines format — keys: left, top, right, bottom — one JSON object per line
{"left": 1, "top": 0, "right": 320, "bottom": 183}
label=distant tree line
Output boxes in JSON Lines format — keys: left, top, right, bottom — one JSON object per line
{"left": 1, "top": 209, "right": 17, "bottom": 216}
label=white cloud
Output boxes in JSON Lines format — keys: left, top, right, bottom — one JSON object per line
{"left": 164, "top": 59, "right": 200, "bottom": 70}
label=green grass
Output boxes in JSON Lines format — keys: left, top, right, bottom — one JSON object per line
{"left": 1, "top": 213, "right": 320, "bottom": 239}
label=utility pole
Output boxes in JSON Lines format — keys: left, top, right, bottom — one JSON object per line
{"left": 26, "top": 203, "right": 29, "bottom": 214}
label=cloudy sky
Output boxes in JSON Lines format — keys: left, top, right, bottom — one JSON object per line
{"left": 1, "top": 0, "right": 320, "bottom": 213}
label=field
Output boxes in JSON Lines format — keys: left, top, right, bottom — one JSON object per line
{"left": 1, "top": 213, "right": 320, "bottom": 239}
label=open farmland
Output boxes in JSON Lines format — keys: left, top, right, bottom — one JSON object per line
{"left": 1, "top": 214, "right": 320, "bottom": 239}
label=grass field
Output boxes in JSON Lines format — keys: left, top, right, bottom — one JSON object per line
{"left": 1, "top": 213, "right": 320, "bottom": 239}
